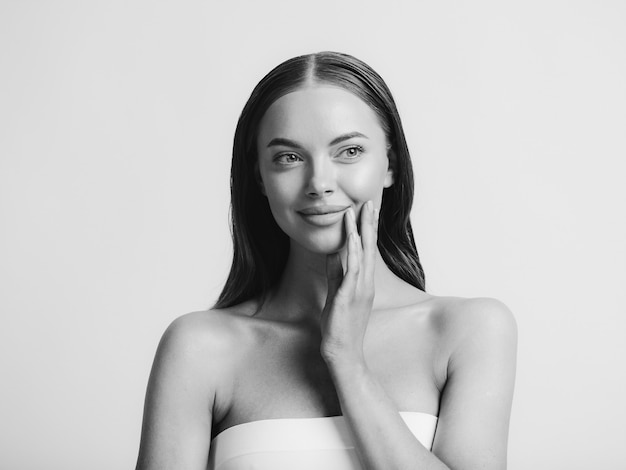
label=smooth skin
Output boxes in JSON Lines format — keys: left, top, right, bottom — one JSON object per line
{"left": 136, "top": 85, "right": 517, "bottom": 470}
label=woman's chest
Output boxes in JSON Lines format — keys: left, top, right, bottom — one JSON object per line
{"left": 214, "top": 315, "right": 444, "bottom": 436}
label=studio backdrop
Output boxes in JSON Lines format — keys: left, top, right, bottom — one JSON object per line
{"left": 1, "top": 1, "right": 624, "bottom": 469}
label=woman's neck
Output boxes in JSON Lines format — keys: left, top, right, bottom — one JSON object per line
{"left": 257, "top": 240, "right": 414, "bottom": 323}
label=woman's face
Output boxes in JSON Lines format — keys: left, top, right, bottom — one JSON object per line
{"left": 256, "top": 85, "right": 393, "bottom": 254}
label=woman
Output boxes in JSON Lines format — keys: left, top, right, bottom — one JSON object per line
{"left": 136, "top": 51, "right": 517, "bottom": 470}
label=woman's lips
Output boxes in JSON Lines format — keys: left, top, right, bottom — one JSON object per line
{"left": 297, "top": 205, "right": 350, "bottom": 226}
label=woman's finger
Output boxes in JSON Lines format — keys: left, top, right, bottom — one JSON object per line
{"left": 346, "top": 230, "right": 360, "bottom": 294}
{"left": 361, "top": 201, "right": 376, "bottom": 280}
{"left": 337, "top": 208, "right": 359, "bottom": 300}
{"left": 325, "top": 252, "right": 343, "bottom": 302}
{"left": 349, "top": 205, "right": 363, "bottom": 260}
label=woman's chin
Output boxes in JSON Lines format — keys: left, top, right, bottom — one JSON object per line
{"left": 294, "top": 232, "right": 348, "bottom": 255}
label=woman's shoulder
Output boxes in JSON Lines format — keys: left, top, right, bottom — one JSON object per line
{"left": 161, "top": 300, "right": 262, "bottom": 353}
{"left": 381, "top": 283, "right": 514, "bottom": 326}
{"left": 152, "top": 303, "right": 265, "bottom": 418}
{"left": 429, "top": 295, "right": 516, "bottom": 336}
{"left": 384, "top": 291, "right": 516, "bottom": 347}
{"left": 419, "top": 295, "right": 517, "bottom": 361}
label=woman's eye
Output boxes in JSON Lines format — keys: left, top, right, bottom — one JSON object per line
{"left": 339, "top": 146, "right": 364, "bottom": 160}
{"left": 275, "top": 153, "right": 302, "bottom": 165}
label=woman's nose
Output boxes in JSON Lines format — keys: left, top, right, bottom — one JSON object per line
{"left": 305, "top": 158, "right": 335, "bottom": 198}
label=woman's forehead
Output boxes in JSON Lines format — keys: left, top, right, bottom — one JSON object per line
{"left": 258, "top": 86, "right": 385, "bottom": 146}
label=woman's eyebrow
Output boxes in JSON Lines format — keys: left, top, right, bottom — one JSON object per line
{"left": 267, "top": 137, "right": 304, "bottom": 148}
{"left": 328, "top": 132, "right": 368, "bottom": 146}
{"left": 266, "top": 132, "right": 368, "bottom": 149}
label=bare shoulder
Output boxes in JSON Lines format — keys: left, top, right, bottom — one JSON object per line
{"left": 157, "top": 302, "right": 259, "bottom": 370}
{"left": 433, "top": 296, "right": 517, "bottom": 343}
{"left": 137, "top": 306, "right": 260, "bottom": 469}
{"left": 374, "top": 293, "right": 517, "bottom": 468}
{"left": 425, "top": 296, "right": 518, "bottom": 380}
{"left": 159, "top": 310, "right": 237, "bottom": 359}
{"left": 151, "top": 311, "right": 234, "bottom": 391}
{"left": 382, "top": 287, "right": 515, "bottom": 337}
{"left": 149, "top": 303, "right": 260, "bottom": 423}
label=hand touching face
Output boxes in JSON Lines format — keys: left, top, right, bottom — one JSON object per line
{"left": 256, "top": 85, "right": 393, "bottom": 254}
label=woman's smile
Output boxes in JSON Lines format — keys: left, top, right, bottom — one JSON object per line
{"left": 256, "top": 85, "right": 393, "bottom": 253}
{"left": 297, "top": 205, "right": 350, "bottom": 227}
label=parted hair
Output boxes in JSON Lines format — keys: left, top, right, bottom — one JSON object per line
{"left": 215, "top": 51, "right": 425, "bottom": 309}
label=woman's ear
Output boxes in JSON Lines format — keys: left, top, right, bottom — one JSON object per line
{"left": 384, "top": 146, "right": 396, "bottom": 188}
{"left": 254, "top": 162, "right": 266, "bottom": 196}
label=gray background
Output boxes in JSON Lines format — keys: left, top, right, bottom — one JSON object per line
{"left": 1, "top": 1, "right": 625, "bottom": 469}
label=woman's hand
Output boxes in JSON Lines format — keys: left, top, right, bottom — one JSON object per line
{"left": 320, "top": 200, "right": 379, "bottom": 367}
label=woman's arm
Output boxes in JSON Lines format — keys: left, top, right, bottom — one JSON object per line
{"left": 326, "top": 356, "right": 450, "bottom": 470}
{"left": 321, "top": 202, "right": 517, "bottom": 469}
{"left": 431, "top": 298, "right": 517, "bottom": 469}
{"left": 327, "top": 299, "right": 517, "bottom": 470}
{"left": 136, "top": 312, "right": 230, "bottom": 470}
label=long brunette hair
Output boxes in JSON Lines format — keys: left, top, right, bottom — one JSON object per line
{"left": 215, "top": 52, "right": 425, "bottom": 308}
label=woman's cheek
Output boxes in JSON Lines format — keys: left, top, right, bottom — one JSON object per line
{"left": 264, "top": 177, "right": 301, "bottom": 224}
{"left": 264, "top": 173, "right": 297, "bottom": 203}
{"left": 341, "top": 163, "right": 387, "bottom": 205}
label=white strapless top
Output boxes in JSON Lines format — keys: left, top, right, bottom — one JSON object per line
{"left": 208, "top": 411, "right": 438, "bottom": 470}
